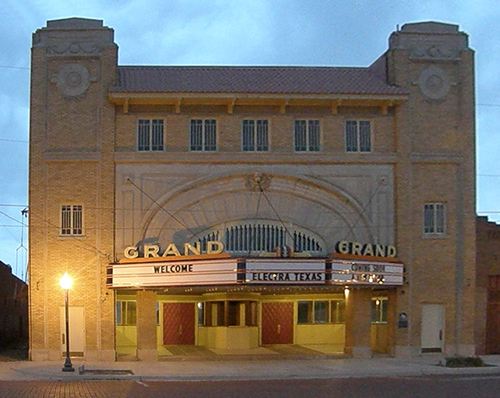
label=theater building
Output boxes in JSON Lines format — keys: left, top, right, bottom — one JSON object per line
{"left": 28, "top": 18, "right": 476, "bottom": 361}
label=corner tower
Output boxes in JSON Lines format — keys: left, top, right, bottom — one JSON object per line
{"left": 384, "top": 22, "right": 476, "bottom": 356}
{"left": 29, "top": 18, "right": 118, "bottom": 360}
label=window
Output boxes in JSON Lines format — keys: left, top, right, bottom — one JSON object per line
{"left": 61, "top": 205, "right": 83, "bottom": 235}
{"left": 330, "top": 299, "right": 346, "bottom": 323}
{"left": 371, "top": 298, "right": 388, "bottom": 323}
{"left": 345, "top": 120, "right": 371, "bottom": 152}
{"left": 137, "top": 119, "right": 164, "bottom": 151}
{"left": 297, "top": 300, "right": 346, "bottom": 324}
{"left": 294, "top": 120, "right": 320, "bottom": 151}
{"left": 242, "top": 120, "right": 269, "bottom": 151}
{"left": 116, "top": 300, "right": 137, "bottom": 326}
{"left": 190, "top": 119, "right": 217, "bottom": 151}
{"left": 298, "top": 301, "right": 313, "bottom": 323}
{"left": 201, "top": 301, "right": 257, "bottom": 326}
{"left": 424, "top": 203, "right": 446, "bottom": 234}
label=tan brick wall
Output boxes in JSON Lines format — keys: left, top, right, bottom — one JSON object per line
{"left": 29, "top": 20, "right": 476, "bottom": 360}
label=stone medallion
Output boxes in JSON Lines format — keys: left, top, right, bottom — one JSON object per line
{"left": 56, "top": 63, "right": 91, "bottom": 97}
{"left": 418, "top": 65, "right": 450, "bottom": 100}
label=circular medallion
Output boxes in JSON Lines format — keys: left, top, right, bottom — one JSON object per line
{"left": 418, "top": 66, "right": 450, "bottom": 100}
{"left": 56, "top": 64, "right": 90, "bottom": 97}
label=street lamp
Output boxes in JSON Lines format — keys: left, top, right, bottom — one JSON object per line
{"left": 60, "top": 272, "right": 74, "bottom": 372}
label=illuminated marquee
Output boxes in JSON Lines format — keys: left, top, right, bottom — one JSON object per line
{"left": 330, "top": 259, "right": 404, "bottom": 286}
{"left": 110, "top": 258, "right": 239, "bottom": 288}
{"left": 245, "top": 259, "right": 326, "bottom": 284}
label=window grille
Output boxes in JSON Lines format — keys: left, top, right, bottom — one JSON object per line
{"left": 424, "top": 203, "right": 446, "bottom": 234}
{"left": 191, "top": 119, "right": 217, "bottom": 151}
{"left": 242, "top": 120, "right": 269, "bottom": 151}
{"left": 345, "top": 120, "right": 371, "bottom": 152}
{"left": 196, "top": 222, "right": 323, "bottom": 254}
{"left": 61, "top": 205, "right": 83, "bottom": 235}
{"left": 294, "top": 120, "right": 320, "bottom": 151}
{"left": 137, "top": 119, "right": 164, "bottom": 151}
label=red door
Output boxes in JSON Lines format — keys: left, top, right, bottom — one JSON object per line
{"left": 486, "top": 276, "right": 500, "bottom": 354}
{"left": 163, "top": 303, "right": 195, "bottom": 345}
{"left": 262, "top": 302, "right": 293, "bottom": 344}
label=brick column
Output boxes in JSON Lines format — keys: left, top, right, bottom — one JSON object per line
{"left": 345, "top": 288, "right": 372, "bottom": 358}
{"left": 136, "top": 291, "right": 157, "bottom": 361}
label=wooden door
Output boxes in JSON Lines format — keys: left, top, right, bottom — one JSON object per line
{"left": 163, "top": 303, "right": 195, "bottom": 345}
{"left": 486, "top": 276, "right": 500, "bottom": 354}
{"left": 262, "top": 302, "right": 293, "bottom": 344}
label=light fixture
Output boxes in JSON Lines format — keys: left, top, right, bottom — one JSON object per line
{"left": 60, "top": 272, "right": 74, "bottom": 372}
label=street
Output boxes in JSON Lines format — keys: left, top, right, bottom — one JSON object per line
{"left": 0, "top": 375, "right": 499, "bottom": 398}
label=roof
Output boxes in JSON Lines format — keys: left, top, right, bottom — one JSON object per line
{"left": 111, "top": 66, "right": 407, "bottom": 96}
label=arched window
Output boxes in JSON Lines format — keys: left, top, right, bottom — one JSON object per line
{"left": 196, "top": 221, "right": 324, "bottom": 256}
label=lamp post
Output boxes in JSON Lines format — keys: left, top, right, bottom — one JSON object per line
{"left": 60, "top": 272, "right": 74, "bottom": 372}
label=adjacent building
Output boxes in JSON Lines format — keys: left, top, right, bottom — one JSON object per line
{"left": 476, "top": 216, "right": 500, "bottom": 355}
{"left": 0, "top": 261, "right": 28, "bottom": 348}
{"left": 29, "top": 18, "right": 476, "bottom": 361}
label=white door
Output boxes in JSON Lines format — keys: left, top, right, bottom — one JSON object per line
{"left": 60, "top": 306, "right": 85, "bottom": 356}
{"left": 421, "top": 304, "right": 444, "bottom": 353}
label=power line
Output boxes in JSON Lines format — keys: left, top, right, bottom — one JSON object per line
{"left": 0, "top": 65, "right": 29, "bottom": 70}
{"left": 0, "top": 138, "right": 28, "bottom": 143}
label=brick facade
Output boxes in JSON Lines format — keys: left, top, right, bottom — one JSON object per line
{"left": 29, "top": 18, "right": 476, "bottom": 361}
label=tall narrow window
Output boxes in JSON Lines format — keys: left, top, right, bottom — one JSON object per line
{"left": 371, "top": 298, "right": 388, "bottom": 323}
{"left": 61, "top": 205, "right": 83, "bottom": 235}
{"left": 294, "top": 120, "right": 320, "bottom": 151}
{"left": 137, "top": 119, "right": 164, "bottom": 151}
{"left": 345, "top": 120, "right": 371, "bottom": 152}
{"left": 424, "top": 203, "right": 446, "bottom": 235}
{"left": 242, "top": 120, "right": 269, "bottom": 151}
{"left": 330, "top": 299, "right": 346, "bottom": 323}
{"left": 116, "top": 301, "right": 137, "bottom": 326}
{"left": 190, "top": 119, "right": 217, "bottom": 151}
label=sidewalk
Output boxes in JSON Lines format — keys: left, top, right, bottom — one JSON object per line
{"left": 0, "top": 355, "right": 499, "bottom": 382}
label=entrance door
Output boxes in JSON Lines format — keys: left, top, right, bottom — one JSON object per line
{"left": 262, "top": 302, "right": 293, "bottom": 344}
{"left": 486, "top": 276, "right": 500, "bottom": 354}
{"left": 163, "top": 303, "right": 195, "bottom": 345}
{"left": 60, "top": 306, "right": 85, "bottom": 356}
{"left": 421, "top": 304, "right": 444, "bottom": 353}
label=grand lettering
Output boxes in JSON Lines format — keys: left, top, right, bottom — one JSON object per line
{"left": 124, "top": 240, "right": 225, "bottom": 259}
{"left": 335, "top": 240, "right": 397, "bottom": 258}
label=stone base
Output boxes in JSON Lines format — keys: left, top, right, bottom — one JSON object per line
{"left": 394, "top": 345, "right": 417, "bottom": 358}
{"left": 99, "top": 349, "right": 117, "bottom": 361}
{"left": 351, "top": 346, "right": 372, "bottom": 358}
{"left": 30, "top": 349, "right": 49, "bottom": 361}
{"left": 137, "top": 348, "right": 158, "bottom": 361}
{"left": 48, "top": 349, "right": 62, "bottom": 361}
{"left": 84, "top": 349, "right": 116, "bottom": 361}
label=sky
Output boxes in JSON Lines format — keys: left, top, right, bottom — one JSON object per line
{"left": 0, "top": 0, "right": 499, "bottom": 280}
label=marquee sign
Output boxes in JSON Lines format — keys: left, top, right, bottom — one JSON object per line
{"left": 245, "top": 259, "right": 326, "bottom": 284}
{"left": 108, "top": 254, "right": 403, "bottom": 288}
{"left": 111, "top": 258, "right": 239, "bottom": 288}
{"left": 330, "top": 259, "right": 404, "bottom": 286}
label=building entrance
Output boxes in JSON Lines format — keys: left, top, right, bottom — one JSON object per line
{"left": 163, "top": 303, "right": 195, "bottom": 345}
{"left": 261, "top": 302, "right": 293, "bottom": 344}
{"left": 59, "top": 306, "right": 85, "bottom": 357}
{"left": 421, "top": 304, "right": 444, "bottom": 353}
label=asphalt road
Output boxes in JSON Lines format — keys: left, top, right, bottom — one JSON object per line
{"left": 0, "top": 375, "right": 499, "bottom": 398}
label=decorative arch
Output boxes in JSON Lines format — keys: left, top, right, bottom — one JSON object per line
{"left": 137, "top": 172, "right": 379, "bottom": 254}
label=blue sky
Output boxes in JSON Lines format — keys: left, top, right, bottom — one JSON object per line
{"left": 1, "top": 0, "right": 499, "bottom": 279}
